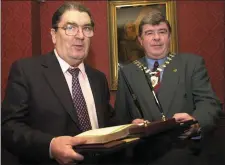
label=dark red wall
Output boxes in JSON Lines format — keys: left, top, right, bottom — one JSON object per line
{"left": 2, "top": 1, "right": 225, "bottom": 107}
{"left": 2, "top": 1, "right": 33, "bottom": 98}
{"left": 177, "top": 1, "right": 225, "bottom": 104}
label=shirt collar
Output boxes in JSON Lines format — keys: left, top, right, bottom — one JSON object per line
{"left": 54, "top": 49, "right": 87, "bottom": 79}
{"left": 145, "top": 56, "right": 167, "bottom": 69}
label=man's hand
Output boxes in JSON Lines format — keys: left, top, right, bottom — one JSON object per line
{"left": 132, "top": 118, "right": 145, "bottom": 125}
{"left": 173, "top": 113, "right": 200, "bottom": 139}
{"left": 50, "top": 136, "right": 86, "bottom": 165}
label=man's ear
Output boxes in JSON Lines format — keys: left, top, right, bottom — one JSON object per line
{"left": 50, "top": 29, "right": 56, "bottom": 44}
{"left": 138, "top": 36, "right": 143, "bottom": 46}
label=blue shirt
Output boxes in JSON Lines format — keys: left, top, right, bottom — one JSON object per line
{"left": 145, "top": 56, "right": 167, "bottom": 81}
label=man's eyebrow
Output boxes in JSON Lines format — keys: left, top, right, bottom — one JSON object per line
{"left": 158, "top": 28, "right": 168, "bottom": 31}
{"left": 144, "top": 29, "right": 154, "bottom": 33}
{"left": 144, "top": 28, "right": 168, "bottom": 32}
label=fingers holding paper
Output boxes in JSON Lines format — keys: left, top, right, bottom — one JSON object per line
{"left": 50, "top": 136, "right": 86, "bottom": 165}
{"left": 132, "top": 119, "right": 150, "bottom": 127}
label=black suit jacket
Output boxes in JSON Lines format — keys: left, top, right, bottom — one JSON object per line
{"left": 2, "top": 52, "right": 116, "bottom": 165}
{"left": 115, "top": 53, "right": 222, "bottom": 165}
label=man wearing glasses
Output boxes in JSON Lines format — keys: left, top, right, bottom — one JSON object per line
{"left": 2, "top": 2, "right": 117, "bottom": 165}
{"left": 115, "top": 9, "right": 221, "bottom": 165}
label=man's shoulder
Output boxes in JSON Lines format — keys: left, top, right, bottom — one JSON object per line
{"left": 119, "top": 63, "right": 137, "bottom": 75}
{"left": 121, "top": 57, "right": 145, "bottom": 70}
{"left": 176, "top": 53, "right": 203, "bottom": 61}
{"left": 85, "top": 64, "right": 106, "bottom": 78}
{"left": 13, "top": 51, "right": 53, "bottom": 66}
{"left": 173, "top": 53, "right": 205, "bottom": 71}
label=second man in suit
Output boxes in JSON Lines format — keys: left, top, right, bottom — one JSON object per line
{"left": 115, "top": 9, "right": 221, "bottom": 165}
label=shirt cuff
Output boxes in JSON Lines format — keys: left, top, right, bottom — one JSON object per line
{"left": 191, "top": 127, "right": 202, "bottom": 140}
{"left": 49, "top": 138, "right": 55, "bottom": 159}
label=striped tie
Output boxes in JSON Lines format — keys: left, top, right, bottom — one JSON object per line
{"left": 152, "top": 61, "right": 160, "bottom": 92}
{"left": 68, "top": 68, "right": 92, "bottom": 131}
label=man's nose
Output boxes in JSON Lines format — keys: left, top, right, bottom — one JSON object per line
{"left": 75, "top": 27, "right": 84, "bottom": 39}
{"left": 153, "top": 32, "right": 160, "bottom": 40}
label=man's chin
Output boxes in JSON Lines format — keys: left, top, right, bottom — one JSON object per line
{"left": 67, "top": 55, "right": 86, "bottom": 67}
{"left": 153, "top": 50, "right": 169, "bottom": 57}
{"left": 146, "top": 52, "right": 168, "bottom": 59}
{"left": 71, "top": 54, "right": 87, "bottom": 60}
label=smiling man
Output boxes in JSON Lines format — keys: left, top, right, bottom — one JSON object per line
{"left": 2, "top": 2, "right": 117, "bottom": 165}
{"left": 115, "top": 9, "right": 221, "bottom": 165}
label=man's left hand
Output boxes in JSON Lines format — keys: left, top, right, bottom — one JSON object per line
{"left": 173, "top": 113, "right": 200, "bottom": 139}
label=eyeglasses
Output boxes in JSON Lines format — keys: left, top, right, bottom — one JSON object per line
{"left": 56, "top": 24, "right": 94, "bottom": 37}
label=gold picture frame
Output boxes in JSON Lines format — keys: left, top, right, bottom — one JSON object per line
{"left": 108, "top": 0, "right": 178, "bottom": 90}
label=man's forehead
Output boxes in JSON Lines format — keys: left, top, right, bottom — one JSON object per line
{"left": 59, "top": 10, "right": 91, "bottom": 25}
{"left": 143, "top": 22, "right": 168, "bottom": 31}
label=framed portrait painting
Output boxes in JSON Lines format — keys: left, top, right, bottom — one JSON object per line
{"left": 108, "top": 0, "right": 178, "bottom": 90}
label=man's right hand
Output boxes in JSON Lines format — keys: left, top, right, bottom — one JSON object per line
{"left": 50, "top": 136, "right": 86, "bottom": 165}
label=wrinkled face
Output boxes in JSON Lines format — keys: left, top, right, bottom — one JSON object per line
{"left": 51, "top": 10, "right": 92, "bottom": 66}
{"left": 138, "top": 22, "right": 170, "bottom": 59}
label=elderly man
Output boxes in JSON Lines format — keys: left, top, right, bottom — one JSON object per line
{"left": 2, "top": 2, "right": 118, "bottom": 165}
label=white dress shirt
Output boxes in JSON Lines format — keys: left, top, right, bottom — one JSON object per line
{"left": 54, "top": 49, "right": 99, "bottom": 129}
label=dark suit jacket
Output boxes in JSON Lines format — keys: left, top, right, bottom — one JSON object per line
{"left": 115, "top": 53, "right": 222, "bottom": 165}
{"left": 1, "top": 52, "right": 116, "bottom": 165}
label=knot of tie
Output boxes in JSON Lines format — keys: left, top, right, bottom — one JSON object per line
{"left": 68, "top": 68, "right": 80, "bottom": 77}
{"left": 152, "top": 61, "right": 159, "bottom": 72}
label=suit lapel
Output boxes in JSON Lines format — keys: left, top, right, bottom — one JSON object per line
{"left": 41, "top": 52, "right": 80, "bottom": 129}
{"left": 134, "top": 58, "right": 162, "bottom": 120}
{"left": 158, "top": 55, "right": 180, "bottom": 115}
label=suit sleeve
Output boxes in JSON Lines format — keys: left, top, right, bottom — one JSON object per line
{"left": 114, "top": 71, "right": 136, "bottom": 125}
{"left": 190, "top": 57, "right": 222, "bottom": 134}
{"left": 101, "top": 73, "right": 118, "bottom": 127}
{"left": 1, "top": 61, "right": 54, "bottom": 162}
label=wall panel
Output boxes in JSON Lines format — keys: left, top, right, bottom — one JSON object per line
{"left": 1, "top": 1, "right": 32, "bottom": 98}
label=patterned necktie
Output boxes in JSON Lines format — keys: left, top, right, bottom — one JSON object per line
{"left": 68, "top": 68, "right": 92, "bottom": 131}
{"left": 152, "top": 60, "right": 159, "bottom": 72}
{"left": 152, "top": 61, "right": 160, "bottom": 91}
